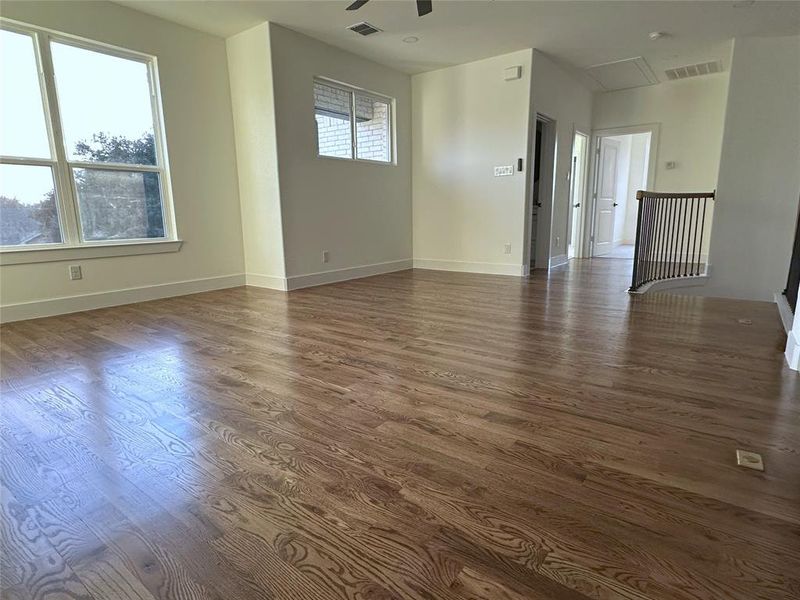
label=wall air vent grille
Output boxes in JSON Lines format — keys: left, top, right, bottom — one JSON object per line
{"left": 665, "top": 61, "right": 722, "bottom": 81}
{"left": 348, "top": 22, "right": 382, "bottom": 36}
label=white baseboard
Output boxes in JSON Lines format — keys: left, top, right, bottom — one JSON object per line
{"left": 286, "top": 259, "right": 412, "bottom": 290}
{"left": 786, "top": 330, "right": 800, "bottom": 371}
{"left": 413, "top": 258, "right": 525, "bottom": 277}
{"left": 0, "top": 273, "right": 245, "bottom": 323}
{"left": 775, "top": 292, "right": 794, "bottom": 334}
{"left": 549, "top": 254, "right": 569, "bottom": 269}
{"left": 630, "top": 274, "right": 710, "bottom": 295}
{"left": 246, "top": 273, "right": 288, "bottom": 291}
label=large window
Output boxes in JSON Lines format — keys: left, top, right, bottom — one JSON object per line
{"left": 313, "top": 79, "right": 393, "bottom": 164}
{"left": 0, "top": 21, "right": 174, "bottom": 250}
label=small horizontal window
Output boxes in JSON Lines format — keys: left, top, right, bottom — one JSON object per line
{"left": 313, "top": 79, "right": 394, "bottom": 164}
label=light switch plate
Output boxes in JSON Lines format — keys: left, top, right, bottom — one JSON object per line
{"left": 494, "top": 166, "right": 514, "bottom": 177}
{"left": 736, "top": 449, "right": 764, "bottom": 471}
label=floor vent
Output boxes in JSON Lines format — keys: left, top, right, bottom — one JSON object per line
{"left": 348, "top": 22, "right": 382, "bottom": 36}
{"left": 665, "top": 61, "right": 722, "bottom": 81}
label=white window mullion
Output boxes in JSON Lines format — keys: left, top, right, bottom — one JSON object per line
{"left": 35, "top": 32, "right": 81, "bottom": 245}
{"left": 350, "top": 91, "right": 357, "bottom": 159}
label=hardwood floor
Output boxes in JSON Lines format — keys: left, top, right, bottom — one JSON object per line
{"left": 1, "top": 259, "right": 798, "bottom": 600}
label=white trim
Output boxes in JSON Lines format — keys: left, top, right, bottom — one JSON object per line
{"left": 549, "top": 254, "right": 569, "bottom": 269}
{"left": 413, "top": 259, "right": 525, "bottom": 277}
{"left": 287, "top": 259, "right": 412, "bottom": 290}
{"left": 629, "top": 274, "right": 710, "bottom": 295}
{"left": 786, "top": 330, "right": 800, "bottom": 371}
{"left": 775, "top": 292, "right": 794, "bottom": 334}
{"left": 0, "top": 273, "right": 244, "bottom": 323}
{"left": 0, "top": 240, "right": 182, "bottom": 265}
{"left": 245, "top": 273, "right": 288, "bottom": 291}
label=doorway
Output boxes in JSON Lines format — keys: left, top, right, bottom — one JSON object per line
{"left": 529, "top": 115, "right": 556, "bottom": 271}
{"left": 568, "top": 131, "right": 588, "bottom": 259}
{"left": 590, "top": 129, "right": 654, "bottom": 258}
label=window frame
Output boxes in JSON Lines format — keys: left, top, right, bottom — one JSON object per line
{"left": 313, "top": 77, "right": 395, "bottom": 166}
{"left": 0, "top": 18, "right": 178, "bottom": 257}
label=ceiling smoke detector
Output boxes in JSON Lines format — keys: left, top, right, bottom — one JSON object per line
{"left": 347, "top": 22, "right": 382, "bottom": 36}
{"left": 665, "top": 60, "right": 723, "bottom": 81}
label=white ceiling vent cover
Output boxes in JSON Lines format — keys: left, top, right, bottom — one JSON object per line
{"left": 665, "top": 61, "right": 722, "bottom": 81}
{"left": 348, "top": 22, "right": 382, "bottom": 36}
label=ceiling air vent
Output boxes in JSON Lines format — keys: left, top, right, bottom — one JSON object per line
{"left": 665, "top": 61, "right": 722, "bottom": 81}
{"left": 348, "top": 22, "right": 382, "bottom": 36}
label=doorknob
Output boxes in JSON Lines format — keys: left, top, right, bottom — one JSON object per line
{"left": 613, "top": 202, "right": 619, "bottom": 207}
{"left": 573, "top": 203, "right": 581, "bottom": 208}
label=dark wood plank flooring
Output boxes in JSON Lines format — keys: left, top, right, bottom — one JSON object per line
{"left": 1, "top": 259, "right": 798, "bottom": 600}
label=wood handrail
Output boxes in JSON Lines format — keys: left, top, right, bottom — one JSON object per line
{"left": 636, "top": 190, "right": 716, "bottom": 200}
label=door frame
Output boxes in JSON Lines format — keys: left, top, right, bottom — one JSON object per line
{"left": 586, "top": 123, "right": 660, "bottom": 258}
{"left": 567, "top": 128, "right": 590, "bottom": 259}
{"left": 524, "top": 113, "right": 557, "bottom": 272}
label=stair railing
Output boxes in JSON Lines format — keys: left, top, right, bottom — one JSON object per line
{"left": 629, "top": 190, "right": 715, "bottom": 292}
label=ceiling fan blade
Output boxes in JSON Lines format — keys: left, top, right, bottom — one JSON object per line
{"left": 416, "top": 0, "right": 432, "bottom": 16}
{"left": 346, "top": 0, "right": 370, "bottom": 10}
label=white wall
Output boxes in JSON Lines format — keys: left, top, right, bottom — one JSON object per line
{"left": 227, "top": 23, "right": 286, "bottom": 288}
{"left": 704, "top": 35, "right": 800, "bottom": 301}
{"left": 593, "top": 71, "right": 730, "bottom": 193}
{"left": 412, "top": 49, "right": 533, "bottom": 275}
{"left": 268, "top": 24, "right": 412, "bottom": 281}
{"left": 531, "top": 51, "right": 593, "bottom": 265}
{"left": 0, "top": 1, "right": 245, "bottom": 315}
{"left": 622, "top": 133, "right": 650, "bottom": 243}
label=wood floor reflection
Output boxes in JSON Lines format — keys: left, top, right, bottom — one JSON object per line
{"left": 2, "top": 260, "right": 798, "bottom": 600}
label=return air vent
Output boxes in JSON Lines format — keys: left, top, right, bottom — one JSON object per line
{"left": 665, "top": 61, "right": 722, "bottom": 81}
{"left": 348, "top": 22, "right": 382, "bottom": 36}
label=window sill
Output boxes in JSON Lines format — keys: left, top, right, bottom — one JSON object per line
{"left": 0, "top": 239, "right": 183, "bottom": 266}
{"left": 316, "top": 154, "right": 396, "bottom": 167}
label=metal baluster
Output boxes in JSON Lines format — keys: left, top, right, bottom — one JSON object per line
{"left": 697, "top": 197, "right": 708, "bottom": 275}
{"left": 679, "top": 196, "right": 688, "bottom": 277}
{"left": 689, "top": 198, "right": 699, "bottom": 276}
{"left": 631, "top": 195, "right": 644, "bottom": 290}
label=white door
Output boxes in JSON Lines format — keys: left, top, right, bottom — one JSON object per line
{"left": 593, "top": 138, "right": 620, "bottom": 256}
{"left": 568, "top": 133, "right": 587, "bottom": 258}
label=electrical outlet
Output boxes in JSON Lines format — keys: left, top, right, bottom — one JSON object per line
{"left": 322, "top": 250, "right": 329, "bottom": 264}
{"left": 493, "top": 165, "right": 514, "bottom": 177}
{"left": 68, "top": 265, "right": 82, "bottom": 280}
{"left": 504, "top": 243, "right": 512, "bottom": 255}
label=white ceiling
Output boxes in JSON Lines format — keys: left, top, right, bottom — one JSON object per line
{"left": 115, "top": 0, "right": 800, "bottom": 85}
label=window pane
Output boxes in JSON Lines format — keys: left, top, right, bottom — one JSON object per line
{"left": 0, "top": 164, "right": 61, "bottom": 245}
{"left": 314, "top": 82, "right": 352, "bottom": 159}
{"left": 51, "top": 42, "right": 157, "bottom": 165}
{"left": 1, "top": 30, "right": 51, "bottom": 159}
{"left": 74, "top": 168, "right": 164, "bottom": 241}
{"left": 356, "top": 95, "right": 390, "bottom": 162}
